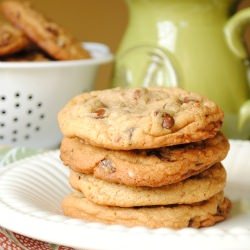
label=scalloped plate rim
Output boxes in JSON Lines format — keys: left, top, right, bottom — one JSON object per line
{"left": 0, "top": 141, "right": 249, "bottom": 250}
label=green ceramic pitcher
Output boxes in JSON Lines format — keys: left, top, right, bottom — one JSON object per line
{"left": 113, "top": 0, "right": 250, "bottom": 139}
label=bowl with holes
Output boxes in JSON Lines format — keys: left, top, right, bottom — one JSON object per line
{"left": 0, "top": 42, "right": 113, "bottom": 149}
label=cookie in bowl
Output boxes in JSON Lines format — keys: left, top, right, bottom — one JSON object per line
{"left": 0, "top": 22, "right": 31, "bottom": 56}
{"left": 0, "top": 2, "right": 112, "bottom": 148}
{"left": 1, "top": 0, "right": 90, "bottom": 60}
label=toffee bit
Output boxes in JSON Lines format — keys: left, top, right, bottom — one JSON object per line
{"left": 46, "top": 26, "right": 59, "bottom": 36}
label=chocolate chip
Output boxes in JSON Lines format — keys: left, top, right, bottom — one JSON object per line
{"left": 188, "top": 218, "right": 200, "bottom": 228}
{"left": 93, "top": 108, "right": 106, "bottom": 119}
{"left": 195, "top": 162, "right": 203, "bottom": 167}
{"left": 157, "top": 148, "right": 178, "bottom": 162}
{"left": 99, "top": 159, "right": 116, "bottom": 174}
{"left": 146, "top": 149, "right": 176, "bottom": 162}
{"left": 46, "top": 25, "right": 59, "bottom": 36}
{"left": 145, "top": 148, "right": 173, "bottom": 161}
{"left": 162, "top": 113, "right": 174, "bottom": 129}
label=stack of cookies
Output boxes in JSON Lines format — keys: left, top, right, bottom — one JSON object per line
{"left": 58, "top": 87, "right": 231, "bottom": 229}
{"left": 0, "top": 0, "right": 90, "bottom": 62}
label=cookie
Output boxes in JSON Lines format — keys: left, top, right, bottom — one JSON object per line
{"left": 58, "top": 87, "right": 224, "bottom": 150}
{"left": 1, "top": 1, "right": 90, "bottom": 60}
{"left": 0, "top": 22, "right": 30, "bottom": 56}
{"left": 69, "top": 163, "right": 226, "bottom": 207}
{"left": 60, "top": 132, "right": 229, "bottom": 187}
{"left": 1, "top": 49, "right": 51, "bottom": 62}
{"left": 62, "top": 192, "right": 231, "bottom": 229}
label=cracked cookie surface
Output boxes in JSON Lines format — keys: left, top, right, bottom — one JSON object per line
{"left": 58, "top": 87, "right": 224, "bottom": 150}
{"left": 62, "top": 192, "right": 231, "bottom": 229}
{"left": 60, "top": 132, "right": 229, "bottom": 187}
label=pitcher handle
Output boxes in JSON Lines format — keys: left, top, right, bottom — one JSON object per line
{"left": 224, "top": 8, "right": 250, "bottom": 59}
{"left": 224, "top": 8, "right": 250, "bottom": 131}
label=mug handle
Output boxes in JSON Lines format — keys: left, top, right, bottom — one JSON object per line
{"left": 224, "top": 8, "right": 250, "bottom": 131}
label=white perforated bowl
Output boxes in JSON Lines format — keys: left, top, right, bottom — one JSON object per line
{"left": 0, "top": 42, "right": 113, "bottom": 149}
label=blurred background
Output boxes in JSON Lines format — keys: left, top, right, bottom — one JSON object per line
{"left": 0, "top": 0, "right": 128, "bottom": 89}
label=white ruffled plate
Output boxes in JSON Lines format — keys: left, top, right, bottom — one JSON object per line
{"left": 0, "top": 140, "right": 249, "bottom": 250}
